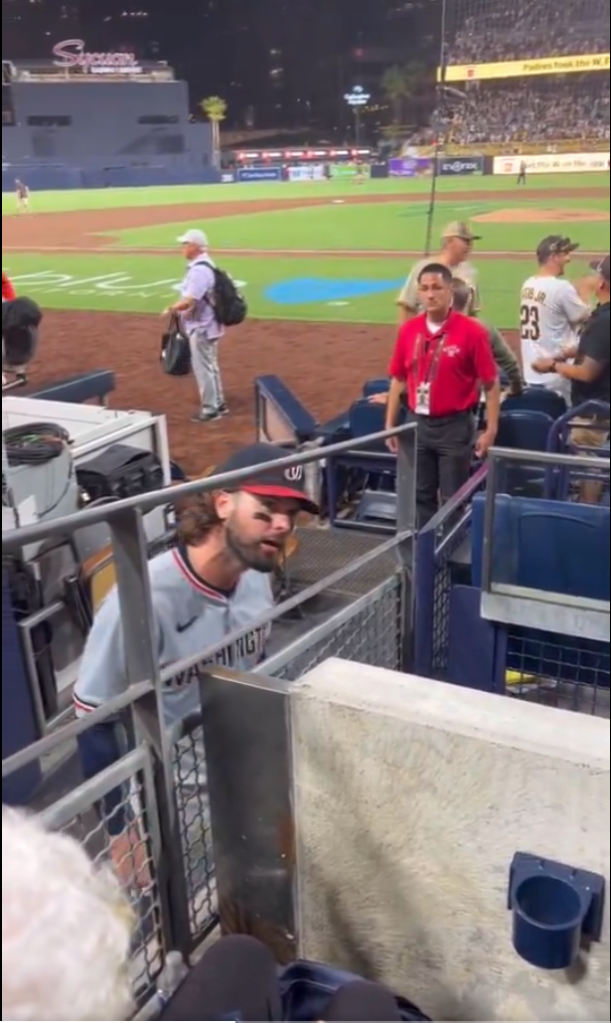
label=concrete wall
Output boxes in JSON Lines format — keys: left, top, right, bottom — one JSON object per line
{"left": 2, "top": 81, "right": 213, "bottom": 170}
{"left": 291, "top": 658, "right": 610, "bottom": 1020}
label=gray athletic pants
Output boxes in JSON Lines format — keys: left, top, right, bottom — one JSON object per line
{"left": 188, "top": 327, "right": 224, "bottom": 414}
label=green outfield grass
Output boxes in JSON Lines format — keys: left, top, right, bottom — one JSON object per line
{"left": 2, "top": 171, "right": 609, "bottom": 214}
{"left": 109, "top": 195, "right": 608, "bottom": 254}
{"left": 3, "top": 174, "right": 609, "bottom": 328}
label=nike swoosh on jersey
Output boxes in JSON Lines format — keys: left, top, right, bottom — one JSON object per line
{"left": 176, "top": 616, "right": 198, "bottom": 633}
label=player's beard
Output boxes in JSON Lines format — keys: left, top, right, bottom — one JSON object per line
{"left": 224, "top": 520, "right": 282, "bottom": 573}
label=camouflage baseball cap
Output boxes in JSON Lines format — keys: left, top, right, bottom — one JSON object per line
{"left": 536, "top": 235, "right": 579, "bottom": 262}
{"left": 441, "top": 220, "right": 481, "bottom": 242}
{"left": 589, "top": 255, "right": 610, "bottom": 282}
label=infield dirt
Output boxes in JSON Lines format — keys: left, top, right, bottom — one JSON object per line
{"left": 2, "top": 186, "right": 598, "bottom": 469}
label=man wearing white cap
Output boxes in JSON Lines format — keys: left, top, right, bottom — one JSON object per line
{"left": 164, "top": 228, "right": 226, "bottom": 422}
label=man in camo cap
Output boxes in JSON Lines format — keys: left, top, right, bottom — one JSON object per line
{"left": 397, "top": 220, "right": 482, "bottom": 322}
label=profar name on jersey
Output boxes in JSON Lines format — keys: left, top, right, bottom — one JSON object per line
{"left": 521, "top": 286, "right": 548, "bottom": 304}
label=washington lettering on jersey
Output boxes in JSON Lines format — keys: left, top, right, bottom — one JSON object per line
{"left": 74, "top": 546, "right": 274, "bottom": 727}
{"left": 164, "top": 624, "right": 269, "bottom": 692}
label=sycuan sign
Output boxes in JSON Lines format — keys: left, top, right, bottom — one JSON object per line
{"left": 52, "top": 39, "right": 142, "bottom": 75}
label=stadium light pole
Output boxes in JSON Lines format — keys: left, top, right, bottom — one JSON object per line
{"left": 344, "top": 85, "right": 370, "bottom": 146}
{"left": 424, "top": 0, "right": 449, "bottom": 256}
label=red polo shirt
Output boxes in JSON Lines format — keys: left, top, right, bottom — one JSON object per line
{"left": 2, "top": 274, "right": 16, "bottom": 302}
{"left": 388, "top": 310, "right": 497, "bottom": 417}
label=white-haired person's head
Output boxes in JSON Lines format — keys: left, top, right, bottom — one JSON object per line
{"left": 2, "top": 805, "right": 134, "bottom": 1020}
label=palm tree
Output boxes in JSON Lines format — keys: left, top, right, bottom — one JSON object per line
{"left": 381, "top": 64, "right": 421, "bottom": 125}
{"left": 200, "top": 96, "right": 227, "bottom": 166}
{"left": 381, "top": 66, "right": 407, "bottom": 124}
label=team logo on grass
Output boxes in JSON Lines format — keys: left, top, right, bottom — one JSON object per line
{"left": 265, "top": 277, "right": 404, "bottom": 305}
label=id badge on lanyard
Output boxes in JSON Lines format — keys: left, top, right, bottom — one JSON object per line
{"left": 414, "top": 331, "right": 446, "bottom": 416}
{"left": 415, "top": 382, "right": 431, "bottom": 415}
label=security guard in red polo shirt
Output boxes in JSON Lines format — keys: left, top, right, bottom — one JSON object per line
{"left": 385, "top": 262, "right": 500, "bottom": 526}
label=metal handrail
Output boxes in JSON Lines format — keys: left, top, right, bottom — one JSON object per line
{"left": 2, "top": 424, "right": 416, "bottom": 550}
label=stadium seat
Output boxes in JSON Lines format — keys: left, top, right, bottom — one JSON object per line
{"left": 362, "top": 377, "right": 389, "bottom": 398}
{"left": 470, "top": 492, "right": 610, "bottom": 601}
{"left": 254, "top": 375, "right": 317, "bottom": 445}
{"left": 503, "top": 387, "right": 567, "bottom": 420}
{"left": 27, "top": 370, "right": 116, "bottom": 406}
{"left": 348, "top": 398, "right": 387, "bottom": 451}
{"left": 496, "top": 409, "right": 554, "bottom": 450}
{"left": 495, "top": 410, "right": 555, "bottom": 495}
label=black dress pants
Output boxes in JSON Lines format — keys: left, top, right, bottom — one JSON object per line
{"left": 415, "top": 410, "right": 475, "bottom": 528}
{"left": 159, "top": 935, "right": 402, "bottom": 1020}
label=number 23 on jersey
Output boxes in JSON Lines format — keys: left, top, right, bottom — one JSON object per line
{"left": 520, "top": 303, "right": 541, "bottom": 342}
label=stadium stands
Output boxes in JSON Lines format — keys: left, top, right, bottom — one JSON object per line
{"left": 445, "top": 77, "right": 609, "bottom": 146}
{"left": 448, "top": 0, "right": 609, "bottom": 63}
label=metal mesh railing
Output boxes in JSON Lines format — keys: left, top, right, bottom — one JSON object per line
{"left": 263, "top": 576, "right": 402, "bottom": 681}
{"left": 38, "top": 746, "right": 165, "bottom": 1002}
{"left": 167, "top": 575, "right": 404, "bottom": 949}
{"left": 505, "top": 629, "right": 610, "bottom": 717}
{"left": 171, "top": 718, "right": 216, "bottom": 944}
{"left": 414, "top": 466, "right": 488, "bottom": 679}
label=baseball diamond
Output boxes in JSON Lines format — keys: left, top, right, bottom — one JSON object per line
{"left": 2, "top": 175, "right": 608, "bottom": 473}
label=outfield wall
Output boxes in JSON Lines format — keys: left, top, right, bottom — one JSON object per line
{"left": 2, "top": 80, "right": 213, "bottom": 174}
{"left": 1, "top": 150, "right": 609, "bottom": 191}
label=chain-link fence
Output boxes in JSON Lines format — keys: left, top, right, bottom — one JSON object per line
{"left": 505, "top": 627, "right": 609, "bottom": 717}
{"left": 262, "top": 577, "right": 402, "bottom": 681}
{"left": 38, "top": 745, "right": 165, "bottom": 1000}
{"left": 171, "top": 716, "right": 216, "bottom": 945}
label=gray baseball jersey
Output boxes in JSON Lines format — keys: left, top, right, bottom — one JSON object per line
{"left": 74, "top": 545, "right": 274, "bottom": 728}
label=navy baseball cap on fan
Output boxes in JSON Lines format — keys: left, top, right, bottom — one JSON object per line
{"left": 216, "top": 442, "right": 319, "bottom": 514}
{"left": 590, "top": 255, "right": 610, "bottom": 283}
{"left": 536, "top": 235, "right": 579, "bottom": 262}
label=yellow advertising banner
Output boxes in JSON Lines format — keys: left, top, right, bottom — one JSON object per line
{"left": 439, "top": 53, "right": 609, "bottom": 81}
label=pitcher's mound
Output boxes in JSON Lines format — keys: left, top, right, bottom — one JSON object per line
{"left": 474, "top": 207, "right": 609, "bottom": 224}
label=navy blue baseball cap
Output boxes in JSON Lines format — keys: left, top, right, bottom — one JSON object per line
{"left": 217, "top": 442, "right": 319, "bottom": 514}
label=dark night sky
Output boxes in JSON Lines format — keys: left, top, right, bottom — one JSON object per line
{"left": 3, "top": 0, "right": 442, "bottom": 127}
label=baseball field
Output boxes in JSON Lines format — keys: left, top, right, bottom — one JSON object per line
{"left": 3, "top": 172, "right": 609, "bottom": 472}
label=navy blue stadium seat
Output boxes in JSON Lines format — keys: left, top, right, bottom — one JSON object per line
{"left": 502, "top": 386, "right": 567, "bottom": 420}
{"left": 362, "top": 377, "right": 389, "bottom": 398}
{"left": 254, "top": 375, "right": 317, "bottom": 445}
{"left": 348, "top": 398, "right": 387, "bottom": 450}
{"left": 27, "top": 370, "right": 116, "bottom": 405}
{"left": 496, "top": 409, "right": 554, "bottom": 450}
{"left": 315, "top": 410, "right": 352, "bottom": 444}
{"left": 471, "top": 493, "right": 610, "bottom": 601}
{"left": 495, "top": 410, "right": 555, "bottom": 495}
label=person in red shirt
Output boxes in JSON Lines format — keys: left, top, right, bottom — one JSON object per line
{"left": 385, "top": 262, "right": 500, "bottom": 526}
{"left": 2, "top": 272, "right": 16, "bottom": 302}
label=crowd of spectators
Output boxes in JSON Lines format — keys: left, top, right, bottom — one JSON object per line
{"left": 445, "top": 76, "right": 610, "bottom": 145}
{"left": 448, "top": 0, "right": 609, "bottom": 63}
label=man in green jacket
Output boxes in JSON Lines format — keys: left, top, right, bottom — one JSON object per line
{"left": 451, "top": 278, "right": 523, "bottom": 393}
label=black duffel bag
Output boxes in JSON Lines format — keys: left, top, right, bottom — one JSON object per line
{"left": 160, "top": 315, "right": 191, "bottom": 376}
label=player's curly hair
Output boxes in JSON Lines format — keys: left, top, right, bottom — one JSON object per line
{"left": 176, "top": 491, "right": 223, "bottom": 546}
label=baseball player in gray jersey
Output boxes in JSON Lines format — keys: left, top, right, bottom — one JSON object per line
{"left": 74, "top": 442, "right": 318, "bottom": 879}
